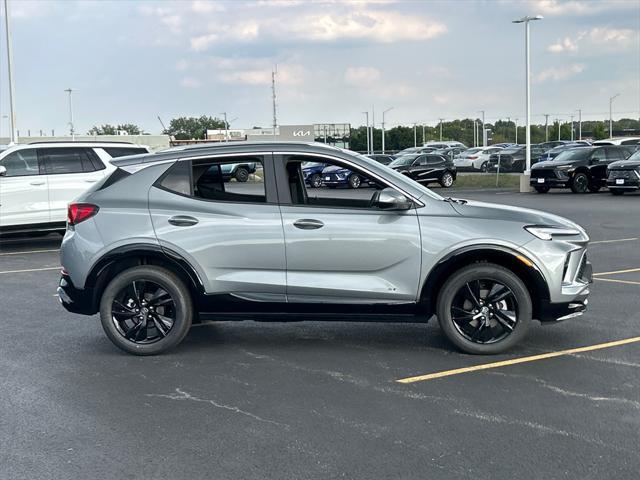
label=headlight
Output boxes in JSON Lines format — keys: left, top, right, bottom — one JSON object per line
{"left": 556, "top": 165, "right": 574, "bottom": 171}
{"left": 336, "top": 173, "right": 346, "bottom": 179}
{"left": 525, "top": 225, "right": 582, "bottom": 241}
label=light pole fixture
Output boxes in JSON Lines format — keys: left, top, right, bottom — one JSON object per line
{"left": 513, "top": 14, "right": 543, "bottom": 191}
{"left": 64, "top": 88, "right": 76, "bottom": 140}
{"left": 381, "top": 107, "right": 393, "bottom": 154}
{"left": 609, "top": 94, "right": 620, "bottom": 139}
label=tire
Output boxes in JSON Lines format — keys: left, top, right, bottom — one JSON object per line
{"left": 309, "top": 173, "right": 322, "bottom": 188}
{"left": 439, "top": 171, "right": 454, "bottom": 188}
{"left": 235, "top": 167, "right": 250, "bottom": 183}
{"left": 348, "top": 174, "right": 361, "bottom": 189}
{"left": 570, "top": 172, "right": 589, "bottom": 193}
{"left": 480, "top": 162, "right": 488, "bottom": 173}
{"left": 610, "top": 188, "right": 625, "bottom": 196}
{"left": 99, "top": 266, "right": 193, "bottom": 355}
{"left": 436, "top": 263, "right": 532, "bottom": 355}
{"left": 534, "top": 186, "right": 550, "bottom": 193}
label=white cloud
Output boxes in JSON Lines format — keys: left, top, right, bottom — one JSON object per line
{"left": 191, "top": 1, "right": 225, "bottom": 13}
{"left": 548, "top": 26, "right": 638, "bottom": 53}
{"left": 139, "top": 5, "right": 182, "bottom": 34}
{"left": 344, "top": 67, "right": 381, "bottom": 87}
{"left": 531, "top": 0, "right": 637, "bottom": 16}
{"left": 534, "top": 63, "right": 585, "bottom": 82}
{"left": 180, "top": 77, "right": 202, "bottom": 88}
{"left": 212, "top": 59, "right": 305, "bottom": 86}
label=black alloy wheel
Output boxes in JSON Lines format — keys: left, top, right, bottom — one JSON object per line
{"left": 111, "top": 280, "right": 176, "bottom": 344}
{"left": 235, "top": 167, "right": 250, "bottom": 183}
{"left": 310, "top": 174, "right": 322, "bottom": 188}
{"left": 570, "top": 172, "right": 589, "bottom": 193}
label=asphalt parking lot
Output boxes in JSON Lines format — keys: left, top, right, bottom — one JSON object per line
{"left": 1, "top": 188, "right": 639, "bottom": 480}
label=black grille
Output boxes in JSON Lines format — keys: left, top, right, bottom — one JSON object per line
{"left": 532, "top": 170, "right": 558, "bottom": 179}
{"left": 608, "top": 170, "right": 634, "bottom": 180}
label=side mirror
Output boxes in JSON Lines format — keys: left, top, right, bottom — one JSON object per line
{"left": 0, "top": 165, "right": 6, "bottom": 177}
{"left": 373, "top": 188, "right": 413, "bottom": 211}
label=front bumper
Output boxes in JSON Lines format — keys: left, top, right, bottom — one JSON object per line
{"left": 606, "top": 178, "right": 640, "bottom": 190}
{"left": 57, "top": 274, "right": 96, "bottom": 315}
{"left": 530, "top": 177, "right": 569, "bottom": 188}
{"left": 538, "top": 260, "right": 592, "bottom": 322}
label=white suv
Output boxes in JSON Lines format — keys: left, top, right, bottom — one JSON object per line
{"left": 0, "top": 142, "right": 149, "bottom": 235}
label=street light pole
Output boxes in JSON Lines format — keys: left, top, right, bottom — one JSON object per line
{"left": 513, "top": 14, "right": 543, "bottom": 192}
{"left": 439, "top": 118, "right": 444, "bottom": 141}
{"left": 515, "top": 118, "right": 518, "bottom": 144}
{"left": 413, "top": 123, "right": 417, "bottom": 148}
{"left": 577, "top": 109, "right": 582, "bottom": 140}
{"left": 478, "top": 110, "right": 485, "bottom": 146}
{"left": 64, "top": 88, "right": 75, "bottom": 140}
{"left": 609, "top": 94, "right": 620, "bottom": 138}
{"left": 220, "top": 112, "right": 229, "bottom": 142}
{"left": 422, "top": 124, "right": 426, "bottom": 146}
{"left": 544, "top": 113, "right": 549, "bottom": 142}
{"left": 570, "top": 114, "right": 574, "bottom": 141}
{"left": 557, "top": 118, "right": 561, "bottom": 141}
{"left": 382, "top": 107, "right": 393, "bottom": 154}
{"left": 363, "top": 112, "right": 369, "bottom": 155}
{"left": 4, "top": 0, "right": 18, "bottom": 144}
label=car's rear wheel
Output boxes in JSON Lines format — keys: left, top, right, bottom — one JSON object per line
{"left": 436, "top": 263, "right": 532, "bottom": 354}
{"left": 570, "top": 172, "right": 589, "bottom": 193}
{"left": 99, "top": 266, "right": 193, "bottom": 355}
{"left": 534, "top": 186, "right": 550, "bottom": 193}
{"left": 588, "top": 182, "right": 601, "bottom": 193}
{"left": 439, "top": 171, "right": 454, "bottom": 188}
{"left": 610, "top": 188, "right": 625, "bottom": 196}
{"left": 348, "top": 174, "right": 362, "bottom": 189}
{"left": 309, "top": 174, "right": 322, "bottom": 188}
{"left": 235, "top": 167, "right": 250, "bottom": 183}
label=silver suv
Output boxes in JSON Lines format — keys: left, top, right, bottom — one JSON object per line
{"left": 58, "top": 142, "right": 592, "bottom": 355}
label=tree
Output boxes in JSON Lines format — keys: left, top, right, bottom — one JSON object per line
{"left": 592, "top": 123, "right": 607, "bottom": 140}
{"left": 165, "top": 115, "right": 226, "bottom": 140}
{"left": 87, "top": 123, "right": 143, "bottom": 135}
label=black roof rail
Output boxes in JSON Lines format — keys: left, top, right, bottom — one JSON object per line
{"left": 27, "top": 140, "right": 136, "bottom": 145}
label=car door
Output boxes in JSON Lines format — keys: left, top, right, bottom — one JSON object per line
{"left": 588, "top": 148, "right": 609, "bottom": 181}
{"left": 40, "top": 147, "right": 107, "bottom": 223}
{"left": 276, "top": 154, "right": 421, "bottom": 303}
{"left": 407, "top": 155, "right": 429, "bottom": 181}
{"left": 149, "top": 154, "right": 287, "bottom": 302}
{"left": 0, "top": 148, "right": 49, "bottom": 228}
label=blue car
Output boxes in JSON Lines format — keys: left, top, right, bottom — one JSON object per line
{"left": 321, "top": 165, "right": 369, "bottom": 189}
{"left": 301, "top": 162, "right": 328, "bottom": 188}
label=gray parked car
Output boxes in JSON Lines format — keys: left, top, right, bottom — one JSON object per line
{"left": 58, "top": 142, "right": 592, "bottom": 355}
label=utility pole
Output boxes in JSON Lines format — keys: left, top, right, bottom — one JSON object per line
{"left": 577, "top": 109, "right": 582, "bottom": 140}
{"left": 544, "top": 114, "right": 549, "bottom": 142}
{"left": 271, "top": 65, "right": 278, "bottom": 139}
{"left": 609, "top": 94, "right": 620, "bottom": 138}
{"left": 64, "top": 88, "right": 75, "bottom": 140}
{"left": 381, "top": 107, "right": 393, "bottom": 154}
{"left": 570, "top": 114, "right": 574, "bottom": 141}
{"left": 439, "top": 118, "right": 444, "bottom": 141}
{"left": 4, "top": 0, "right": 18, "bottom": 144}
{"left": 363, "top": 112, "right": 369, "bottom": 155}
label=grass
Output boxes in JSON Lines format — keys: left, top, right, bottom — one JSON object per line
{"left": 452, "top": 173, "right": 521, "bottom": 189}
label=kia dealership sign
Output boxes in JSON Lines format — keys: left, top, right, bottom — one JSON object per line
{"left": 279, "top": 125, "right": 314, "bottom": 141}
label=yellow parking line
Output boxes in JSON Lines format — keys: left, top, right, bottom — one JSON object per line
{"left": 396, "top": 336, "right": 640, "bottom": 384}
{"left": 0, "top": 266, "right": 60, "bottom": 275}
{"left": 594, "top": 277, "right": 640, "bottom": 286}
{"left": 0, "top": 249, "right": 59, "bottom": 256}
{"left": 590, "top": 237, "right": 638, "bottom": 245}
{"left": 593, "top": 267, "right": 640, "bottom": 276}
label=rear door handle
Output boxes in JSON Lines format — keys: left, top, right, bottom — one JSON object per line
{"left": 293, "top": 219, "right": 324, "bottom": 230}
{"left": 85, "top": 179, "right": 97, "bottom": 183}
{"left": 168, "top": 215, "right": 199, "bottom": 227}
{"left": 30, "top": 181, "right": 45, "bottom": 186}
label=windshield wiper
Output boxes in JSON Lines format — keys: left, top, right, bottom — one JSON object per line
{"left": 444, "top": 197, "right": 468, "bottom": 205}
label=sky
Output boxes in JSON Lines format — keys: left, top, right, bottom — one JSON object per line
{"left": 0, "top": 0, "right": 639, "bottom": 136}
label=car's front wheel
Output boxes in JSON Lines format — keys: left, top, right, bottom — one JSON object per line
{"left": 348, "top": 174, "right": 362, "bottom": 189}
{"left": 235, "top": 167, "right": 250, "bottom": 183}
{"left": 99, "top": 266, "right": 193, "bottom": 355}
{"left": 309, "top": 174, "right": 322, "bottom": 188}
{"left": 570, "top": 172, "right": 589, "bottom": 193}
{"left": 439, "top": 171, "right": 454, "bottom": 188}
{"left": 436, "top": 263, "right": 532, "bottom": 354}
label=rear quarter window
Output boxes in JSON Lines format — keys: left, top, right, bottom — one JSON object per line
{"left": 103, "top": 147, "right": 149, "bottom": 158}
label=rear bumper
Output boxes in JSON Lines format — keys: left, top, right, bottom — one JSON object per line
{"left": 57, "top": 274, "right": 96, "bottom": 315}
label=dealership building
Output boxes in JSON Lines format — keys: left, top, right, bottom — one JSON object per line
{"left": 205, "top": 123, "right": 350, "bottom": 148}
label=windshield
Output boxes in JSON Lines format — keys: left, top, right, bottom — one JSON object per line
{"left": 389, "top": 155, "right": 416, "bottom": 167}
{"left": 302, "top": 162, "right": 324, "bottom": 168}
{"left": 553, "top": 149, "right": 592, "bottom": 162}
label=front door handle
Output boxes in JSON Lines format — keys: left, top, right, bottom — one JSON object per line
{"left": 85, "top": 179, "right": 97, "bottom": 183}
{"left": 30, "top": 180, "right": 45, "bottom": 186}
{"left": 293, "top": 219, "right": 324, "bottom": 230}
{"left": 168, "top": 215, "right": 199, "bottom": 227}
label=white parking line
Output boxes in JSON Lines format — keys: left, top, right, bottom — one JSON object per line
{"left": 590, "top": 238, "right": 638, "bottom": 245}
{"left": 0, "top": 266, "right": 60, "bottom": 275}
{"left": 0, "top": 249, "right": 60, "bottom": 256}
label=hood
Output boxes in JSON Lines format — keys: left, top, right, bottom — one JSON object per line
{"left": 446, "top": 198, "right": 582, "bottom": 230}
{"left": 532, "top": 158, "right": 580, "bottom": 169}
{"left": 609, "top": 159, "right": 640, "bottom": 170}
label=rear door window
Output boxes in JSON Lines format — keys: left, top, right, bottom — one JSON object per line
{"left": 41, "top": 147, "right": 103, "bottom": 174}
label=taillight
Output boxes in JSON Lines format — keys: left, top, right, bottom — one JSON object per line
{"left": 468, "top": 155, "right": 478, "bottom": 159}
{"left": 67, "top": 203, "right": 99, "bottom": 226}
